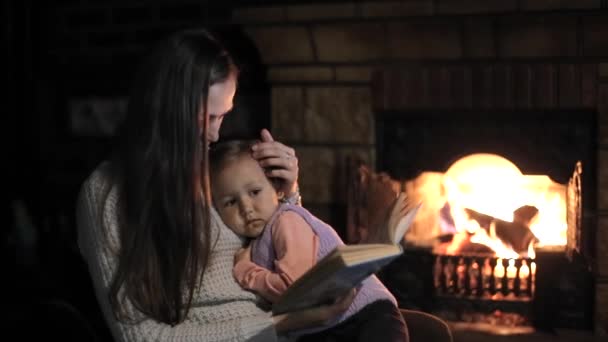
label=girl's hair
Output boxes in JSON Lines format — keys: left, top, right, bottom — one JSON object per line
{"left": 209, "top": 139, "right": 258, "bottom": 178}
{"left": 209, "top": 139, "right": 283, "bottom": 196}
{"left": 110, "top": 29, "right": 238, "bottom": 325}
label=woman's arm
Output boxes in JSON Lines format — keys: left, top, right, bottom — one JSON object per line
{"left": 233, "top": 212, "right": 318, "bottom": 303}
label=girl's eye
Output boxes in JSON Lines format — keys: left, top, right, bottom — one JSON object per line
{"left": 251, "top": 189, "right": 261, "bottom": 196}
{"left": 224, "top": 199, "right": 236, "bottom": 207}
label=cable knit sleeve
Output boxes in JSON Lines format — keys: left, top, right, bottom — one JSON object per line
{"left": 76, "top": 162, "right": 278, "bottom": 342}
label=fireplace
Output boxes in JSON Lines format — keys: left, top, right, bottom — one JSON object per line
{"left": 348, "top": 157, "right": 593, "bottom": 334}
{"left": 346, "top": 63, "right": 597, "bottom": 334}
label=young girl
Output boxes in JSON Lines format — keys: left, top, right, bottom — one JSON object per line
{"left": 210, "top": 140, "right": 409, "bottom": 342}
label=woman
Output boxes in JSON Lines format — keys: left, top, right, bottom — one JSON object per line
{"left": 76, "top": 29, "right": 354, "bottom": 342}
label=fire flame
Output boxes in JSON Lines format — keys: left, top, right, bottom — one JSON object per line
{"left": 437, "top": 153, "right": 566, "bottom": 258}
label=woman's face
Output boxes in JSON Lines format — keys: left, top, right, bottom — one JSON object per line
{"left": 200, "top": 74, "right": 236, "bottom": 144}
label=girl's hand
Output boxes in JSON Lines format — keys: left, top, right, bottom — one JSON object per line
{"left": 252, "top": 129, "right": 299, "bottom": 197}
{"left": 272, "top": 288, "right": 356, "bottom": 333}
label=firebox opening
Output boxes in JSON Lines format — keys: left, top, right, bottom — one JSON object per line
{"left": 376, "top": 109, "right": 596, "bottom": 259}
{"left": 371, "top": 109, "right": 596, "bottom": 333}
{"left": 405, "top": 152, "right": 568, "bottom": 258}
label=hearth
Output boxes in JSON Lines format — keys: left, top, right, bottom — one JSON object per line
{"left": 349, "top": 156, "right": 593, "bottom": 334}
{"left": 377, "top": 248, "right": 593, "bottom": 334}
{"left": 377, "top": 110, "right": 594, "bottom": 327}
{"left": 370, "top": 151, "right": 593, "bottom": 334}
{"left": 344, "top": 63, "right": 599, "bottom": 334}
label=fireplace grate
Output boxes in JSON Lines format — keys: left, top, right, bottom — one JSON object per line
{"left": 433, "top": 255, "right": 535, "bottom": 301}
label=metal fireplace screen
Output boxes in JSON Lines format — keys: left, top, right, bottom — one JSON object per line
{"left": 433, "top": 255, "right": 535, "bottom": 300}
{"left": 566, "top": 161, "right": 583, "bottom": 260}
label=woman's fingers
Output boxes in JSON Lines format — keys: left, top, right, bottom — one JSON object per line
{"left": 272, "top": 288, "right": 357, "bottom": 333}
{"left": 264, "top": 166, "right": 297, "bottom": 180}
{"left": 252, "top": 130, "right": 299, "bottom": 195}
{"left": 331, "top": 288, "right": 357, "bottom": 313}
{"left": 252, "top": 142, "right": 295, "bottom": 160}
{"left": 260, "top": 128, "right": 274, "bottom": 142}
{"left": 257, "top": 155, "right": 298, "bottom": 170}
{"left": 317, "top": 288, "right": 356, "bottom": 324}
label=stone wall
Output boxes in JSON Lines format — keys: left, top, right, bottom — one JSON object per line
{"left": 232, "top": 0, "right": 608, "bottom": 335}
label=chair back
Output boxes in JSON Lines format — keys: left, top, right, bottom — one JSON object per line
{"left": 401, "top": 309, "right": 453, "bottom": 342}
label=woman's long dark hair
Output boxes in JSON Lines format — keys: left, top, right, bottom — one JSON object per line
{"left": 109, "top": 29, "right": 237, "bottom": 325}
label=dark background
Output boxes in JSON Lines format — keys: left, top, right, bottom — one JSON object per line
{"left": 3, "top": 1, "right": 297, "bottom": 340}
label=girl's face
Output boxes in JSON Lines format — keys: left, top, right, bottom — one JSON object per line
{"left": 212, "top": 155, "right": 279, "bottom": 238}
{"left": 199, "top": 75, "right": 237, "bottom": 144}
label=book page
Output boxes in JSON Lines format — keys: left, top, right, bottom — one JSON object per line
{"left": 272, "top": 251, "right": 401, "bottom": 315}
{"left": 391, "top": 200, "right": 423, "bottom": 245}
{"left": 341, "top": 244, "right": 402, "bottom": 264}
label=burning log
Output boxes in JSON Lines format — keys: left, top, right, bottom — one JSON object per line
{"left": 493, "top": 220, "right": 538, "bottom": 254}
{"left": 513, "top": 205, "right": 539, "bottom": 227}
{"left": 458, "top": 241, "right": 495, "bottom": 255}
{"left": 465, "top": 208, "right": 538, "bottom": 254}
{"left": 463, "top": 208, "right": 493, "bottom": 229}
{"left": 433, "top": 232, "right": 495, "bottom": 255}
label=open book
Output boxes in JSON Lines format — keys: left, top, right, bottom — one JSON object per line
{"left": 272, "top": 197, "right": 422, "bottom": 315}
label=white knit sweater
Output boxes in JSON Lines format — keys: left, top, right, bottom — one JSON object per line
{"left": 76, "top": 162, "right": 278, "bottom": 342}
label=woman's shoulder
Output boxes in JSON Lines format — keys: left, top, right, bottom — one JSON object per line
{"left": 77, "top": 161, "right": 122, "bottom": 229}
{"left": 81, "top": 161, "right": 116, "bottom": 190}
{"left": 210, "top": 206, "right": 244, "bottom": 246}
{"left": 76, "top": 161, "right": 123, "bottom": 253}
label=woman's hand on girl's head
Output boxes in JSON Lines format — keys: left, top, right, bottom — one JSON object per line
{"left": 251, "top": 129, "right": 299, "bottom": 196}
{"left": 271, "top": 288, "right": 356, "bottom": 333}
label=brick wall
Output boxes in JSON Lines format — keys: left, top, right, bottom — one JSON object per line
{"left": 232, "top": 0, "right": 608, "bottom": 335}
